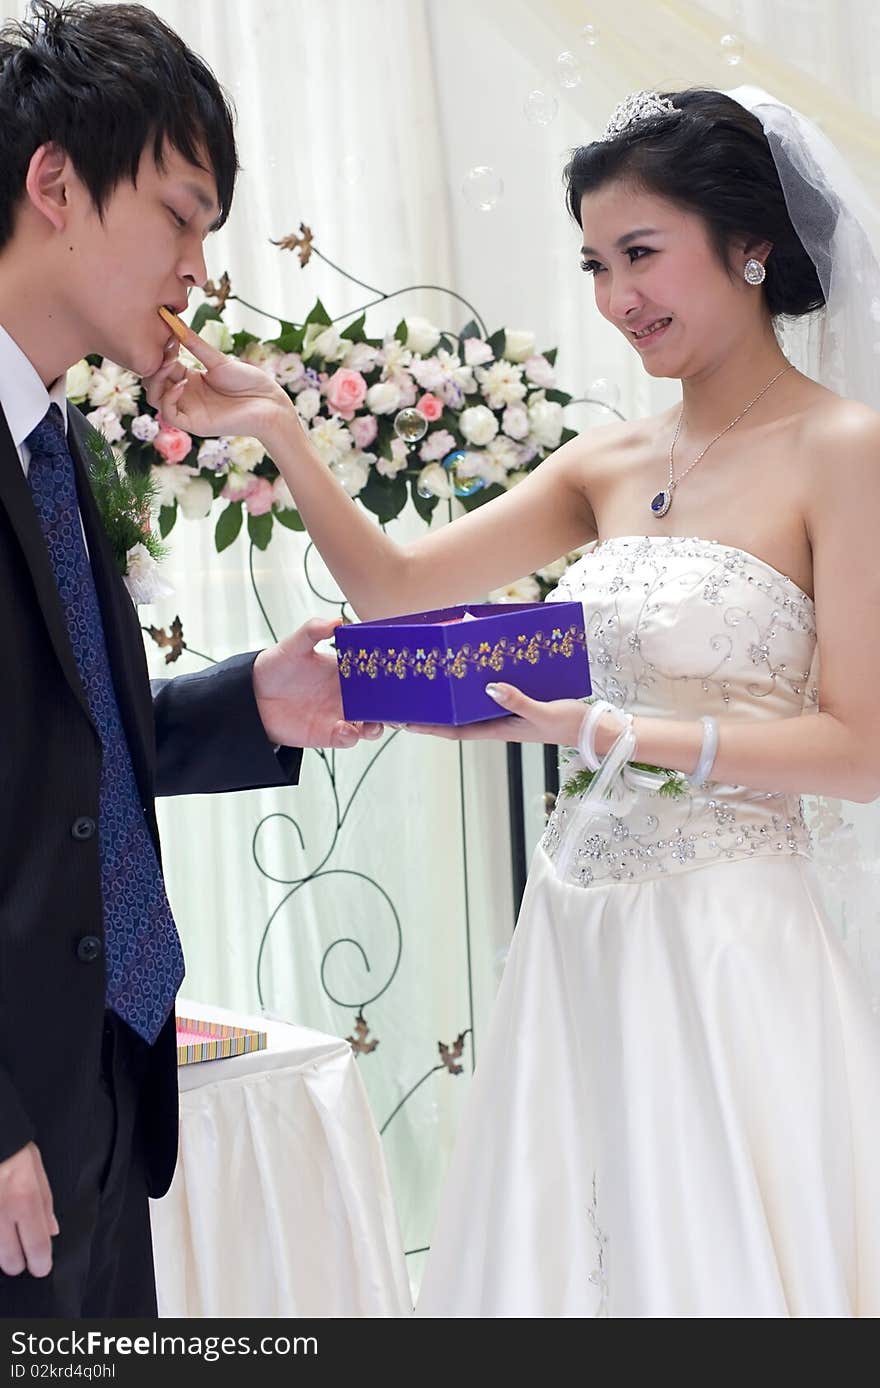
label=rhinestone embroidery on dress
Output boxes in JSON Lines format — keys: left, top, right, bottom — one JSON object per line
{"left": 543, "top": 536, "right": 817, "bottom": 888}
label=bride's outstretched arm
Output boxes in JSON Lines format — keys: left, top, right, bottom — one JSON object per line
{"left": 412, "top": 410, "right": 880, "bottom": 804}
{"left": 145, "top": 319, "right": 596, "bottom": 620}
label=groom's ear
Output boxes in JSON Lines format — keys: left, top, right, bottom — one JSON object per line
{"left": 24, "top": 142, "right": 76, "bottom": 233}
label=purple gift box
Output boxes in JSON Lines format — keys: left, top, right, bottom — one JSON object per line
{"left": 335, "top": 601, "right": 591, "bottom": 725}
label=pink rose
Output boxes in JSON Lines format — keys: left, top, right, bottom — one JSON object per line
{"left": 325, "top": 367, "right": 368, "bottom": 420}
{"left": 417, "top": 393, "right": 443, "bottom": 422}
{"left": 221, "top": 473, "right": 259, "bottom": 502}
{"left": 244, "top": 477, "right": 275, "bottom": 516}
{"left": 348, "top": 413, "right": 378, "bottom": 450}
{"left": 153, "top": 421, "right": 193, "bottom": 464}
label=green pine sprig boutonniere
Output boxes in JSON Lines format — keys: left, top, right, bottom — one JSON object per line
{"left": 83, "top": 425, "right": 171, "bottom": 604}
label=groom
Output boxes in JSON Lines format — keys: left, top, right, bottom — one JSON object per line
{"left": 0, "top": 2, "right": 380, "bottom": 1317}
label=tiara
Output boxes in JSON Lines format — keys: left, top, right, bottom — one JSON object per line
{"left": 601, "top": 91, "right": 679, "bottom": 141}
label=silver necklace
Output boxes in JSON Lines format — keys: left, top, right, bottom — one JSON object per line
{"left": 649, "top": 364, "right": 792, "bottom": 518}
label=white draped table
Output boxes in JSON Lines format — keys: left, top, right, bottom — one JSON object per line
{"left": 149, "top": 999, "right": 411, "bottom": 1318}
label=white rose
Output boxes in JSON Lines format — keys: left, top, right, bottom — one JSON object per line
{"left": 524, "top": 354, "right": 556, "bottom": 388}
{"left": 502, "top": 403, "right": 529, "bottom": 440}
{"left": 178, "top": 476, "right": 215, "bottom": 520}
{"left": 123, "top": 543, "right": 173, "bottom": 606}
{"left": 226, "top": 435, "right": 265, "bottom": 472}
{"left": 366, "top": 380, "right": 403, "bottom": 415}
{"left": 416, "top": 463, "right": 453, "bottom": 499}
{"left": 199, "top": 318, "right": 233, "bottom": 353}
{"left": 86, "top": 405, "right": 125, "bottom": 443}
{"left": 404, "top": 316, "right": 441, "bottom": 355}
{"left": 489, "top": 575, "right": 541, "bottom": 603}
{"left": 459, "top": 404, "right": 499, "bottom": 447}
{"left": 66, "top": 359, "right": 92, "bottom": 404}
{"left": 504, "top": 470, "right": 529, "bottom": 489}
{"left": 463, "top": 337, "right": 494, "bottom": 367}
{"left": 131, "top": 413, "right": 160, "bottom": 443}
{"left": 330, "top": 453, "right": 370, "bottom": 497}
{"left": 295, "top": 387, "right": 322, "bottom": 421}
{"left": 303, "top": 323, "right": 349, "bottom": 363}
{"left": 272, "top": 475, "right": 296, "bottom": 510}
{"left": 527, "top": 398, "right": 564, "bottom": 450}
{"left": 503, "top": 329, "right": 537, "bottom": 363}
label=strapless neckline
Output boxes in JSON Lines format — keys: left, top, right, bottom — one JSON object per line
{"left": 589, "top": 535, "right": 814, "bottom": 608}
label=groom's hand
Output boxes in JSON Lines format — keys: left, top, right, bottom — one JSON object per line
{"left": 142, "top": 313, "right": 300, "bottom": 445}
{"left": 253, "top": 617, "right": 384, "bottom": 751}
{"left": 0, "top": 1142, "right": 59, "bottom": 1278}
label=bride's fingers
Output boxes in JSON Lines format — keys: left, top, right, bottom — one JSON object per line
{"left": 160, "top": 313, "right": 227, "bottom": 370}
{"left": 156, "top": 379, "right": 188, "bottom": 425}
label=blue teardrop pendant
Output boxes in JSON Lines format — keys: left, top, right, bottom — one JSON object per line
{"left": 650, "top": 489, "right": 672, "bottom": 518}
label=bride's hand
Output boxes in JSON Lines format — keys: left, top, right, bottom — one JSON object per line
{"left": 405, "top": 683, "right": 587, "bottom": 747}
{"left": 142, "top": 314, "right": 303, "bottom": 444}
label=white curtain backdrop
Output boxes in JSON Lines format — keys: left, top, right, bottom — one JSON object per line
{"left": 11, "top": 0, "right": 879, "bottom": 1294}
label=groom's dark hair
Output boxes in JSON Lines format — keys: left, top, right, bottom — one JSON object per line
{"left": 0, "top": 0, "right": 238, "bottom": 251}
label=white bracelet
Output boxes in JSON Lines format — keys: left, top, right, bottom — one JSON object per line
{"left": 577, "top": 700, "right": 631, "bottom": 772}
{"left": 690, "top": 715, "right": 719, "bottom": 786}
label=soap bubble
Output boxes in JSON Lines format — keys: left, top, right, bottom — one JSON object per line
{"left": 523, "top": 88, "right": 559, "bottom": 126}
{"left": 556, "top": 51, "right": 582, "bottom": 88}
{"left": 719, "top": 32, "right": 744, "bottom": 65}
{"left": 393, "top": 407, "right": 428, "bottom": 443}
{"left": 461, "top": 165, "right": 503, "bottom": 212}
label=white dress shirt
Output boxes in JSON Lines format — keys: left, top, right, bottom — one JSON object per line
{"left": 0, "top": 322, "right": 71, "bottom": 474}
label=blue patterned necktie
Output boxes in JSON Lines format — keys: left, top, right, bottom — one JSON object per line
{"left": 26, "top": 404, "right": 184, "bottom": 1044}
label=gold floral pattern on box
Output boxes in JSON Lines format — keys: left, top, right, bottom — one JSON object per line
{"left": 337, "top": 624, "right": 587, "bottom": 681}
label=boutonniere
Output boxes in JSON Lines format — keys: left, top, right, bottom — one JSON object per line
{"left": 82, "top": 425, "right": 173, "bottom": 605}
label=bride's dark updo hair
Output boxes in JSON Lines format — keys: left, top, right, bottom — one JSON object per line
{"left": 563, "top": 88, "right": 830, "bottom": 319}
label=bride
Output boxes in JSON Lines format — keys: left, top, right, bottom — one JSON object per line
{"left": 148, "top": 86, "right": 880, "bottom": 1316}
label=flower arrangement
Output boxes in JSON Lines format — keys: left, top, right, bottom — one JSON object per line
{"left": 68, "top": 295, "right": 577, "bottom": 590}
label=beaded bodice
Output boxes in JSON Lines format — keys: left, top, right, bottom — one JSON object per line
{"left": 542, "top": 536, "right": 818, "bottom": 887}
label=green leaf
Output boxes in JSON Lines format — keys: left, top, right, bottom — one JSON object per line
{"left": 544, "top": 388, "right": 572, "bottom": 406}
{"left": 190, "top": 303, "right": 223, "bottom": 335}
{"left": 247, "top": 511, "right": 273, "bottom": 550}
{"left": 215, "top": 501, "right": 243, "bottom": 552}
{"left": 158, "top": 503, "right": 177, "bottom": 539}
{"left": 486, "top": 327, "right": 506, "bottom": 358}
{"left": 358, "top": 469, "right": 408, "bottom": 524}
{"left": 410, "top": 478, "right": 439, "bottom": 524}
{"left": 544, "top": 347, "right": 558, "bottom": 366}
{"left": 274, "top": 507, "right": 306, "bottom": 531}
{"left": 232, "top": 329, "right": 261, "bottom": 355}
{"left": 459, "top": 319, "right": 482, "bottom": 341}
{"left": 340, "top": 313, "right": 367, "bottom": 342}
{"left": 305, "top": 298, "right": 332, "bottom": 327}
{"left": 559, "top": 427, "right": 578, "bottom": 446}
{"left": 438, "top": 334, "right": 455, "bottom": 354}
{"left": 394, "top": 319, "right": 408, "bottom": 345}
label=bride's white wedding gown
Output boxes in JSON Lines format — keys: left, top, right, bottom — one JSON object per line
{"left": 416, "top": 535, "right": 880, "bottom": 1318}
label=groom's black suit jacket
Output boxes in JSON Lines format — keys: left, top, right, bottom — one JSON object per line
{"left": 0, "top": 403, "right": 301, "bottom": 1201}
